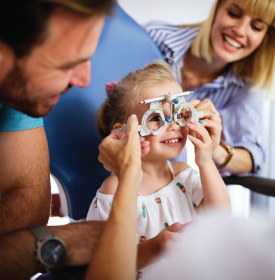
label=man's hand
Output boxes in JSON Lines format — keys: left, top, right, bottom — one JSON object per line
{"left": 98, "top": 114, "right": 150, "bottom": 176}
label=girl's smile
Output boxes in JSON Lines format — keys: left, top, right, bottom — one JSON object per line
{"left": 161, "top": 137, "right": 182, "bottom": 145}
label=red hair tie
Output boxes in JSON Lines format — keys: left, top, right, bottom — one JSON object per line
{"left": 105, "top": 82, "right": 119, "bottom": 98}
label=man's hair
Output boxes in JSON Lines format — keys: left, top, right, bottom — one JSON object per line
{"left": 97, "top": 60, "right": 178, "bottom": 139}
{"left": 0, "top": 0, "right": 115, "bottom": 58}
{"left": 189, "top": 0, "right": 275, "bottom": 94}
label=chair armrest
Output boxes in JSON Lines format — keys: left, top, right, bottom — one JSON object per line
{"left": 223, "top": 176, "right": 275, "bottom": 197}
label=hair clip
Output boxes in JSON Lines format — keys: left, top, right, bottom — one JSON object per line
{"left": 105, "top": 81, "right": 119, "bottom": 98}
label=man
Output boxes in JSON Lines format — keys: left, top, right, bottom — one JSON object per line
{"left": 0, "top": 1, "right": 178, "bottom": 279}
{"left": 0, "top": 1, "right": 113, "bottom": 278}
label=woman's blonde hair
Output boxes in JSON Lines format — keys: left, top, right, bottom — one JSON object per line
{"left": 191, "top": 0, "right": 275, "bottom": 95}
{"left": 97, "top": 61, "right": 178, "bottom": 138}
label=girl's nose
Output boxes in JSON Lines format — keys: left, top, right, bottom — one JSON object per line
{"left": 166, "top": 119, "right": 180, "bottom": 131}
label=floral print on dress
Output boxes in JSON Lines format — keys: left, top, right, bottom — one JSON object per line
{"left": 142, "top": 204, "right": 146, "bottom": 218}
{"left": 140, "top": 236, "right": 147, "bottom": 242}
{"left": 155, "top": 197, "right": 161, "bottom": 204}
{"left": 176, "top": 182, "right": 186, "bottom": 193}
{"left": 136, "top": 271, "right": 143, "bottom": 279}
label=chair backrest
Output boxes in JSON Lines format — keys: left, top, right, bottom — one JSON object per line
{"left": 44, "top": 3, "right": 162, "bottom": 220}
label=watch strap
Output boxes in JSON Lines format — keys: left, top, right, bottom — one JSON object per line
{"left": 31, "top": 225, "right": 55, "bottom": 241}
{"left": 217, "top": 142, "right": 234, "bottom": 170}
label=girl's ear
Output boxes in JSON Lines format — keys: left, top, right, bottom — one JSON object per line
{"left": 113, "top": 123, "right": 123, "bottom": 130}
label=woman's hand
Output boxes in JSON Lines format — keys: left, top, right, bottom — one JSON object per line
{"left": 98, "top": 114, "right": 150, "bottom": 177}
{"left": 189, "top": 98, "right": 222, "bottom": 157}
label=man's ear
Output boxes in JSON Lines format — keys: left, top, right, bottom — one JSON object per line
{"left": 113, "top": 123, "right": 123, "bottom": 130}
{"left": 0, "top": 41, "right": 4, "bottom": 62}
{"left": 0, "top": 41, "right": 13, "bottom": 64}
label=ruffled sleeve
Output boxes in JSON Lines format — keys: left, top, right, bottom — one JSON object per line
{"left": 86, "top": 190, "right": 114, "bottom": 221}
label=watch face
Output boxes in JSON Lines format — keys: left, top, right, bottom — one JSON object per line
{"left": 41, "top": 239, "right": 66, "bottom": 267}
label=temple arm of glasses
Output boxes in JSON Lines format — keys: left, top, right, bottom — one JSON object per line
{"left": 111, "top": 124, "right": 141, "bottom": 134}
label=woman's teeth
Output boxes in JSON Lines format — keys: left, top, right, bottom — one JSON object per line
{"left": 223, "top": 35, "right": 242, "bottom": 49}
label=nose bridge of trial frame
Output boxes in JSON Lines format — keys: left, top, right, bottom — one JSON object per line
{"left": 139, "top": 91, "right": 193, "bottom": 122}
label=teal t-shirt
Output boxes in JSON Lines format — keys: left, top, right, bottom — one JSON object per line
{"left": 0, "top": 103, "right": 43, "bottom": 132}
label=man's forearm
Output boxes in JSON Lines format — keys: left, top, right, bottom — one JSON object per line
{"left": 0, "top": 221, "right": 105, "bottom": 280}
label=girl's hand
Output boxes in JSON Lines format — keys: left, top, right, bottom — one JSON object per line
{"left": 187, "top": 120, "right": 213, "bottom": 167}
{"left": 151, "top": 222, "right": 183, "bottom": 254}
{"left": 140, "top": 136, "right": 150, "bottom": 157}
{"left": 189, "top": 99, "right": 222, "bottom": 157}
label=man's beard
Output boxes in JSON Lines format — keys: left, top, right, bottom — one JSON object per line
{"left": 0, "top": 63, "right": 54, "bottom": 118}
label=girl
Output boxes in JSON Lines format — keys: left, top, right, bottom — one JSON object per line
{"left": 87, "top": 61, "right": 230, "bottom": 244}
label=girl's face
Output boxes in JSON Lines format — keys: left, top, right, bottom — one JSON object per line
{"left": 211, "top": 0, "right": 268, "bottom": 63}
{"left": 135, "top": 80, "right": 188, "bottom": 161}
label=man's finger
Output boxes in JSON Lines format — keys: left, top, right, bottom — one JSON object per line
{"left": 126, "top": 114, "right": 139, "bottom": 138}
{"left": 166, "top": 222, "right": 183, "bottom": 232}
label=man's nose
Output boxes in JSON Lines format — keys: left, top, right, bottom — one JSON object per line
{"left": 69, "top": 60, "right": 91, "bottom": 88}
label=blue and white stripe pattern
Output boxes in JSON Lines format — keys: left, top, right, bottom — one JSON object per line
{"left": 144, "top": 22, "right": 265, "bottom": 173}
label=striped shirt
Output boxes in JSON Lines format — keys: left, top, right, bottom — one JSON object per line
{"left": 144, "top": 22, "right": 265, "bottom": 173}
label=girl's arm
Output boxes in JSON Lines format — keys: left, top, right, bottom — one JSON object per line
{"left": 187, "top": 121, "right": 231, "bottom": 210}
{"left": 198, "top": 160, "right": 230, "bottom": 209}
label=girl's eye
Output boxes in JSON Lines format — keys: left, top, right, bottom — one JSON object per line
{"left": 150, "top": 115, "right": 162, "bottom": 122}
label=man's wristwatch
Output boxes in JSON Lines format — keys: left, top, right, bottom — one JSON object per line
{"left": 30, "top": 225, "right": 67, "bottom": 272}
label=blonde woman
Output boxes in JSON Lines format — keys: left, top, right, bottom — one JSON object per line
{"left": 145, "top": 0, "right": 275, "bottom": 175}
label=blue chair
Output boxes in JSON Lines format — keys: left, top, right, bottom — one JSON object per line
{"left": 43, "top": 3, "right": 162, "bottom": 221}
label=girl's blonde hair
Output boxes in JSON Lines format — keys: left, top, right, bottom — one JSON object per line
{"left": 191, "top": 0, "right": 275, "bottom": 95}
{"left": 97, "top": 61, "right": 178, "bottom": 138}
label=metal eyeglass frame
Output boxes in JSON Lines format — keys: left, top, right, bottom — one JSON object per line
{"left": 111, "top": 91, "right": 203, "bottom": 136}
